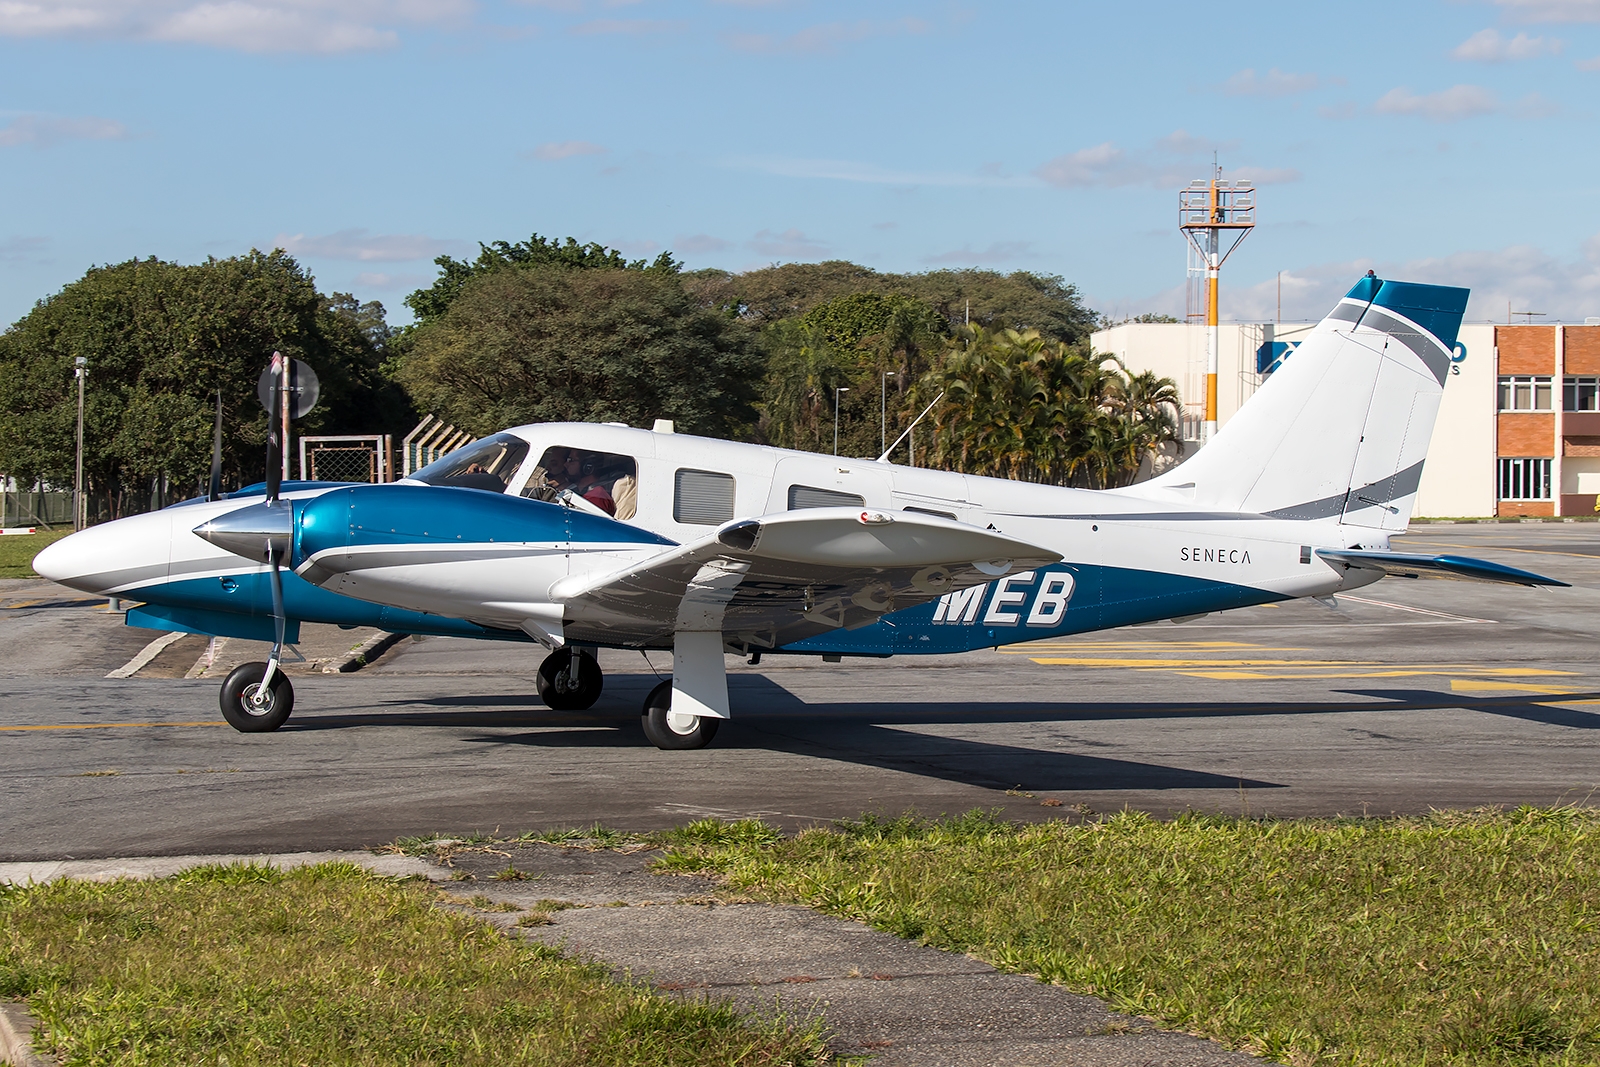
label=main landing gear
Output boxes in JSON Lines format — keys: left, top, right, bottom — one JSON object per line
{"left": 536, "top": 647, "right": 604, "bottom": 710}
{"left": 641, "top": 680, "right": 719, "bottom": 750}
{"left": 219, "top": 661, "right": 294, "bottom": 732}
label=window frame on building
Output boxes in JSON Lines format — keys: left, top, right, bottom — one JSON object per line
{"left": 1497, "top": 457, "right": 1553, "bottom": 501}
{"left": 1498, "top": 375, "right": 1554, "bottom": 412}
{"left": 1564, "top": 375, "right": 1600, "bottom": 412}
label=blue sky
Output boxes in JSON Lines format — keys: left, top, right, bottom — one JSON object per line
{"left": 4, "top": 0, "right": 1600, "bottom": 328}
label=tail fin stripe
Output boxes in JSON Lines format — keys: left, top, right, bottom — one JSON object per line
{"left": 1326, "top": 301, "right": 1369, "bottom": 328}
{"left": 1262, "top": 460, "right": 1425, "bottom": 522}
{"left": 1362, "top": 308, "right": 1451, "bottom": 384}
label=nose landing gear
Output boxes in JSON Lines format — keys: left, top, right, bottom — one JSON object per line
{"left": 537, "top": 647, "right": 604, "bottom": 710}
{"left": 219, "top": 661, "right": 294, "bottom": 732}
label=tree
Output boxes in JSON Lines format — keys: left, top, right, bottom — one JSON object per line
{"left": 405, "top": 234, "right": 682, "bottom": 326}
{"left": 0, "top": 251, "right": 403, "bottom": 519}
{"left": 394, "top": 267, "right": 762, "bottom": 439}
{"left": 916, "top": 327, "right": 1181, "bottom": 488}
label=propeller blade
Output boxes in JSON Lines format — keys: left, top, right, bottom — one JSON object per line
{"left": 264, "top": 354, "right": 283, "bottom": 504}
{"left": 207, "top": 389, "right": 223, "bottom": 502}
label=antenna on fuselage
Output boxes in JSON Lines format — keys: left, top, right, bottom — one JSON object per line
{"left": 877, "top": 390, "right": 944, "bottom": 464}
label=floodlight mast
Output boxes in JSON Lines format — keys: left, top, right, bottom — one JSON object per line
{"left": 1179, "top": 168, "right": 1255, "bottom": 442}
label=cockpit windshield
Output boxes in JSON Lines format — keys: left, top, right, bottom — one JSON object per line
{"left": 410, "top": 433, "right": 530, "bottom": 493}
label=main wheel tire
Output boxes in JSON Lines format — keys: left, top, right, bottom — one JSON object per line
{"left": 536, "top": 648, "right": 603, "bottom": 711}
{"left": 219, "top": 661, "right": 294, "bottom": 733}
{"left": 640, "top": 679, "right": 720, "bottom": 750}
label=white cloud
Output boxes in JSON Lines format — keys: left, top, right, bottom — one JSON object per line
{"left": 0, "top": 0, "right": 471, "bottom": 52}
{"left": 568, "top": 17, "right": 681, "bottom": 34}
{"left": 0, "top": 113, "right": 127, "bottom": 147}
{"left": 528, "top": 139, "right": 606, "bottom": 160}
{"left": 735, "top": 155, "right": 1029, "bottom": 188}
{"left": 1221, "top": 68, "right": 1319, "bottom": 96}
{"left": 1578, "top": 54, "right": 1600, "bottom": 69}
{"left": 1373, "top": 84, "right": 1498, "bottom": 121}
{"left": 0, "top": 235, "right": 49, "bottom": 261}
{"left": 1493, "top": 0, "right": 1600, "bottom": 22}
{"left": 275, "top": 228, "right": 469, "bottom": 262}
{"left": 1037, "top": 137, "right": 1297, "bottom": 190}
{"left": 1217, "top": 241, "right": 1600, "bottom": 324}
{"left": 352, "top": 270, "right": 429, "bottom": 289}
{"left": 748, "top": 228, "right": 829, "bottom": 259}
{"left": 922, "top": 241, "right": 1031, "bottom": 266}
{"left": 1452, "top": 28, "right": 1562, "bottom": 61}
{"left": 673, "top": 233, "right": 732, "bottom": 254}
{"left": 724, "top": 17, "right": 926, "bottom": 54}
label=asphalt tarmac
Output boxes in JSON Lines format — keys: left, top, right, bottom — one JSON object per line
{"left": 4, "top": 523, "right": 1599, "bottom": 860}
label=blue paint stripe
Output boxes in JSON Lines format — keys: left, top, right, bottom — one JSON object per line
{"left": 782, "top": 565, "right": 1283, "bottom": 656}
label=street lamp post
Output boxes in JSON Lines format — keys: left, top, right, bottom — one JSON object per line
{"left": 833, "top": 386, "right": 849, "bottom": 456}
{"left": 73, "top": 356, "right": 87, "bottom": 531}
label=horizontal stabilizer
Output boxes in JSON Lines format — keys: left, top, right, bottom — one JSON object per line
{"left": 1316, "top": 549, "right": 1568, "bottom": 587}
{"left": 554, "top": 507, "right": 1062, "bottom": 648}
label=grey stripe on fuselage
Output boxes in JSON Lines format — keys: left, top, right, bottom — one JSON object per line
{"left": 1263, "top": 460, "right": 1425, "bottom": 521}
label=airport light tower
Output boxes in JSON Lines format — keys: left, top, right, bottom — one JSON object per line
{"left": 1180, "top": 170, "right": 1255, "bottom": 442}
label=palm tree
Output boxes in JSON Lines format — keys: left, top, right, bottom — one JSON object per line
{"left": 760, "top": 319, "right": 848, "bottom": 452}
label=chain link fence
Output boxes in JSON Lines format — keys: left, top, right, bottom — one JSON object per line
{"left": 2, "top": 490, "right": 73, "bottom": 528}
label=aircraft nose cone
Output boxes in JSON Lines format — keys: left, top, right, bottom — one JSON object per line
{"left": 32, "top": 523, "right": 130, "bottom": 593}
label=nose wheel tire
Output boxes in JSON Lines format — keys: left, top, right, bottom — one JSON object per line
{"left": 536, "top": 648, "right": 604, "bottom": 711}
{"left": 219, "top": 661, "right": 294, "bottom": 732}
{"left": 641, "top": 679, "right": 719, "bottom": 750}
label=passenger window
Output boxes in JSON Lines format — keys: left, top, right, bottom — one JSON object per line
{"left": 788, "top": 485, "right": 864, "bottom": 510}
{"left": 674, "top": 469, "right": 736, "bottom": 524}
{"left": 525, "top": 446, "right": 638, "bottom": 520}
{"left": 903, "top": 506, "right": 957, "bottom": 521}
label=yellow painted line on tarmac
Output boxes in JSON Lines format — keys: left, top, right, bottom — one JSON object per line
{"left": 1450, "top": 678, "right": 1583, "bottom": 695}
{"left": 1404, "top": 538, "right": 1600, "bottom": 562}
{"left": 1028, "top": 657, "right": 1371, "bottom": 668}
{"left": 1179, "top": 669, "right": 1567, "bottom": 681}
{"left": 0, "top": 721, "right": 227, "bottom": 732}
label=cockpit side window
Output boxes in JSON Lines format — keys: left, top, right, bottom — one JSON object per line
{"left": 410, "top": 433, "right": 530, "bottom": 493}
{"left": 525, "top": 446, "right": 638, "bottom": 519}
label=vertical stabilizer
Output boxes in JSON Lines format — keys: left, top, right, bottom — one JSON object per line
{"left": 1128, "top": 274, "right": 1468, "bottom": 531}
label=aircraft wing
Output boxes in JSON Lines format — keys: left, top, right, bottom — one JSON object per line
{"left": 1316, "top": 548, "right": 1567, "bottom": 587}
{"left": 554, "top": 507, "right": 1063, "bottom": 649}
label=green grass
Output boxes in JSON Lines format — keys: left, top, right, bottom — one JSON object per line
{"left": 0, "top": 861, "right": 835, "bottom": 1066}
{"left": 0, "top": 528, "right": 73, "bottom": 579}
{"left": 655, "top": 808, "right": 1600, "bottom": 1066}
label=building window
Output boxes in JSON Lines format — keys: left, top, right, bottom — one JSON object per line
{"left": 1565, "top": 376, "right": 1600, "bottom": 412}
{"left": 1499, "top": 376, "right": 1553, "bottom": 411}
{"left": 1498, "top": 457, "right": 1552, "bottom": 500}
{"left": 673, "top": 469, "right": 735, "bottom": 524}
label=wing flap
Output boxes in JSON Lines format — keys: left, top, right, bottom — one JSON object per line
{"left": 555, "top": 508, "right": 1062, "bottom": 647}
{"left": 1316, "top": 549, "right": 1567, "bottom": 587}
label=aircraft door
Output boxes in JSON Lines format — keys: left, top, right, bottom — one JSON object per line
{"left": 766, "top": 457, "right": 892, "bottom": 513}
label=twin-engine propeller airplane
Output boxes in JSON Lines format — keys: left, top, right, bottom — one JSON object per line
{"left": 36, "top": 275, "right": 1566, "bottom": 749}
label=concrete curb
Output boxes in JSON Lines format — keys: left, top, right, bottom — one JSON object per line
{"left": 0, "top": 851, "right": 438, "bottom": 886}
{"left": 0, "top": 1001, "right": 48, "bottom": 1067}
{"left": 324, "top": 631, "right": 405, "bottom": 673}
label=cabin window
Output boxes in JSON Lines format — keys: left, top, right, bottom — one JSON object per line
{"left": 674, "top": 469, "right": 736, "bottom": 524}
{"left": 788, "top": 484, "right": 864, "bottom": 510}
{"left": 524, "top": 446, "right": 638, "bottom": 519}
{"left": 903, "top": 506, "right": 957, "bottom": 521}
{"left": 411, "top": 432, "right": 530, "bottom": 493}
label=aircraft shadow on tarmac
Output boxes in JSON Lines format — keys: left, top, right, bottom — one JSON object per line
{"left": 1340, "top": 688, "right": 1600, "bottom": 731}
{"left": 277, "top": 675, "right": 1600, "bottom": 795}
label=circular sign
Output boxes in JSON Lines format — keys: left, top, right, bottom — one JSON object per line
{"left": 256, "top": 356, "right": 321, "bottom": 419}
